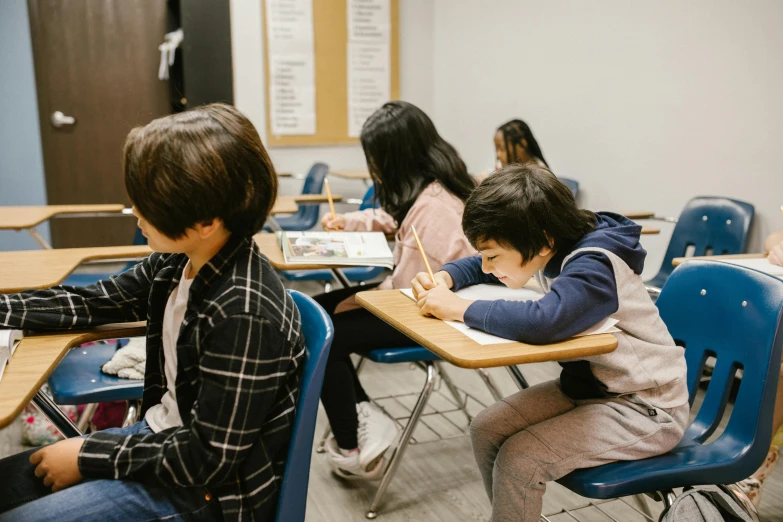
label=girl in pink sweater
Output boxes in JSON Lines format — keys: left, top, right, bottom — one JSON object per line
{"left": 315, "top": 101, "right": 476, "bottom": 480}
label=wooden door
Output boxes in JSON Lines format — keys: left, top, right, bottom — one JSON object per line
{"left": 27, "top": 0, "right": 170, "bottom": 248}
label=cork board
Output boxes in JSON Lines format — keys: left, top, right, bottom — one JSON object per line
{"left": 261, "top": 0, "right": 399, "bottom": 147}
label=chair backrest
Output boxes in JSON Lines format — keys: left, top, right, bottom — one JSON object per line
{"left": 275, "top": 290, "right": 334, "bottom": 522}
{"left": 292, "top": 162, "right": 330, "bottom": 229}
{"left": 559, "top": 177, "right": 579, "bottom": 198}
{"left": 651, "top": 196, "right": 754, "bottom": 286}
{"left": 358, "top": 184, "right": 378, "bottom": 210}
{"left": 656, "top": 261, "right": 783, "bottom": 463}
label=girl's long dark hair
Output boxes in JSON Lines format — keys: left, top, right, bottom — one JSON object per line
{"left": 360, "top": 101, "right": 475, "bottom": 224}
{"left": 497, "top": 119, "right": 548, "bottom": 167}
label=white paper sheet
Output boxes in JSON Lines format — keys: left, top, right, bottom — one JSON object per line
{"left": 266, "top": 0, "right": 316, "bottom": 135}
{"left": 718, "top": 257, "right": 783, "bottom": 277}
{"left": 347, "top": 0, "right": 390, "bottom": 138}
{"left": 400, "top": 285, "right": 619, "bottom": 345}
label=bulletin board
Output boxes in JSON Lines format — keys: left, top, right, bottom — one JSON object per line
{"left": 261, "top": 0, "right": 399, "bottom": 147}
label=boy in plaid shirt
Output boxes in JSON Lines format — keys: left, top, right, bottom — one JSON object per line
{"left": 0, "top": 104, "right": 304, "bottom": 522}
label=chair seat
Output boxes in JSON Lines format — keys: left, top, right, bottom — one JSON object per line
{"left": 48, "top": 344, "right": 144, "bottom": 405}
{"left": 267, "top": 214, "right": 316, "bottom": 231}
{"left": 366, "top": 346, "right": 441, "bottom": 364}
{"left": 280, "top": 266, "right": 385, "bottom": 283}
{"left": 557, "top": 439, "right": 763, "bottom": 499}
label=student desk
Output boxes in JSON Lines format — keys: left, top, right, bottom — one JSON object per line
{"left": 355, "top": 290, "right": 618, "bottom": 369}
{"left": 0, "top": 245, "right": 154, "bottom": 293}
{"left": 672, "top": 253, "right": 765, "bottom": 267}
{"left": 640, "top": 226, "right": 660, "bottom": 235}
{"left": 329, "top": 169, "right": 372, "bottom": 187}
{"left": 253, "top": 233, "right": 356, "bottom": 288}
{"left": 0, "top": 322, "right": 146, "bottom": 434}
{"left": 0, "top": 198, "right": 340, "bottom": 247}
{"left": 0, "top": 204, "right": 130, "bottom": 249}
{"left": 622, "top": 211, "right": 655, "bottom": 220}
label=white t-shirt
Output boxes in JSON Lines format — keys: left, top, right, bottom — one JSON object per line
{"left": 144, "top": 262, "right": 194, "bottom": 433}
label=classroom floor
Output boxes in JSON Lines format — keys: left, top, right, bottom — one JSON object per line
{"left": 2, "top": 357, "right": 782, "bottom": 521}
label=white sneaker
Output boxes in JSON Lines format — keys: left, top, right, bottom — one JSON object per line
{"left": 325, "top": 437, "right": 385, "bottom": 480}
{"left": 356, "top": 401, "right": 399, "bottom": 470}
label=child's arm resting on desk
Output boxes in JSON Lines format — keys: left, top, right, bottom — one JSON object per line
{"left": 78, "top": 313, "right": 300, "bottom": 488}
{"left": 438, "top": 251, "right": 619, "bottom": 344}
{"left": 0, "top": 255, "right": 159, "bottom": 330}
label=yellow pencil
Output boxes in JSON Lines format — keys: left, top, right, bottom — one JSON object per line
{"left": 324, "top": 178, "right": 337, "bottom": 220}
{"left": 410, "top": 225, "right": 436, "bottom": 284}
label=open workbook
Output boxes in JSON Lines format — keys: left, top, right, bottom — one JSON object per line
{"left": 277, "top": 231, "right": 394, "bottom": 269}
{"left": 0, "top": 329, "right": 23, "bottom": 383}
{"left": 400, "top": 284, "right": 619, "bottom": 345}
{"left": 717, "top": 257, "right": 783, "bottom": 277}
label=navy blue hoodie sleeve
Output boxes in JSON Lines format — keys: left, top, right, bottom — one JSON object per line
{"left": 441, "top": 256, "right": 501, "bottom": 290}
{"left": 462, "top": 251, "right": 619, "bottom": 344}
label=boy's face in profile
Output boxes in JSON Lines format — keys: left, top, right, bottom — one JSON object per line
{"left": 476, "top": 239, "right": 552, "bottom": 289}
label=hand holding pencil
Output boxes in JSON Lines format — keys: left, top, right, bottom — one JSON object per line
{"left": 320, "top": 178, "right": 346, "bottom": 231}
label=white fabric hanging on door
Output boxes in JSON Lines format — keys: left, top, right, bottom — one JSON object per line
{"left": 158, "top": 28, "right": 184, "bottom": 80}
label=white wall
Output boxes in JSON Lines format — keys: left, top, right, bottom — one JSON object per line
{"left": 230, "top": 0, "right": 435, "bottom": 200}
{"left": 0, "top": 0, "right": 49, "bottom": 250}
{"left": 431, "top": 0, "right": 783, "bottom": 259}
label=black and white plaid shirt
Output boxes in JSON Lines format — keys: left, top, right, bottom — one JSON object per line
{"left": 1, "top": 235, "right": 305, "bottom": 521}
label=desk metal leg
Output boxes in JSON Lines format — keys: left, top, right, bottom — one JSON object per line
{"left": 32, "top": 390, "right": 82, "bottom": 438}
{"left": 506, "top": 365, "right": 530, "bottom": 390}
{"left": 265, "top": 217, "right": 283, "bottom": 232}
{"left": 27, "top": 228, "right": 52, "bottom": 249}
{"left": 331, "top": 268, "right": 352, "bottom": 288}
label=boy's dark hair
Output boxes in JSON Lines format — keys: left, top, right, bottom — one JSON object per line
{"left": 360, "top": 100, "right": 476, "bottom": 224}
{"left": 463, "top": 164, "right": 596, "bottom": 262}
{"left": 497, "top": 119, "right": 548, "bottom": 167}
{"left": 124, "top": 103, "right": 277, "bottom": 239}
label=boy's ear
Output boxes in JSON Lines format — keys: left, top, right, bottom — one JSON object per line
{"left": 195, "top": 218, "right": 225, "bottom": 239}
{"left": 539, "top": 232, "right": 554, "bottom": 256}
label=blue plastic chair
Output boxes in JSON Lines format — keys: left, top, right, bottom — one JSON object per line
{"left": 62, "top": 227, "right": 147, "bottom": 287}
{"left": 557, "top": 260, "right": 783, "bottom": 520}
{"left": 270, "top": 163, "right": 329, "bottom": 231}
{"left": 646, "top": 196, "right": 755, "bottom": 291}
{"left": 275, "top": 290, "right": 334, "bottom": 522}
{"left": 280, "top": 184, "right": 386, "bottom": 286}
{"left": 559, "top": 177, "right": 579, "bottom": 199}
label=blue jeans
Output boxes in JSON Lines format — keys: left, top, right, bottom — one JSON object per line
{"left": 0, "top": 420, "right": 222, "bottom": 521}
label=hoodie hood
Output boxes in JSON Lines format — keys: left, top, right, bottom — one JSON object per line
{"left": 543, "top": 211, "right": 646, "bottom": 278}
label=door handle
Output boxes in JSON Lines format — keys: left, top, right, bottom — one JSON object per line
{"left": 51, "top": 111, "right": 76, "bottom": 128}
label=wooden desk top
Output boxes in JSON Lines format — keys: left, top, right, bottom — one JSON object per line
{"left": 0, "top": 323, "right": 146, "bottom": 428}
{"left": 640, "top": 226, "right": 660, "bottom": 235}
{"left": 0, "top": 198, "right": 341, "bottom": 228}
{"left": 356, "top": 290, "right": 618, "bottom": 369}
{"left": 292, "top": 194, "right": 343, "bottom": 204}
{"left": 623, "top": 211, "right": 655, "bottom": 220}
{"left": 253, "top": 233, "right": 356, "bottom": 270}
{"left": 272, "top": 194, "right": 343, "bottom": 215}
{"left": 0, "top": 204, "right": 126, "bottom": 230}
{"left": 672, "top": 253, "right": 765, "bottom": 267}
{"left": 329, "top": 169, "right": 372, "bottom": 180}
{"left": 0, "top": 245, "right": 152, "bottom": 293}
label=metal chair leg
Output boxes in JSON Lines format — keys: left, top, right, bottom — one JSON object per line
{"left": 366, "top": 362, "right": 438, "bottom": 519}
{"left": 435, "top": 362, "right": 471, "bottom": 424}
{"left": 122, "top": 400, "right": 140, "bottom": 427}
{"left": 32, "top": 390, "right": 82, "bottom": 438}
{"left": 720, "top": 483, "right": 761, "bottom": 522}
{"left": 76, "top": 402, "right": 99, "bottom": 433}
{"left": 317, "top": 356, "right": 368, "bottom": 453}
{"left": 630, "top": 493, "right": 654, "bottom": 520}
{"left": 506, "top": 365, "right": 530, "bottom": 389}
{"left": 475, "top": 368, "right": 503, "bottom": 402}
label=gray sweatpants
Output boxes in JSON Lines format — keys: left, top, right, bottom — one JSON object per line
{"left": 470, "top": 380, "right": 689, "bottom": 522}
